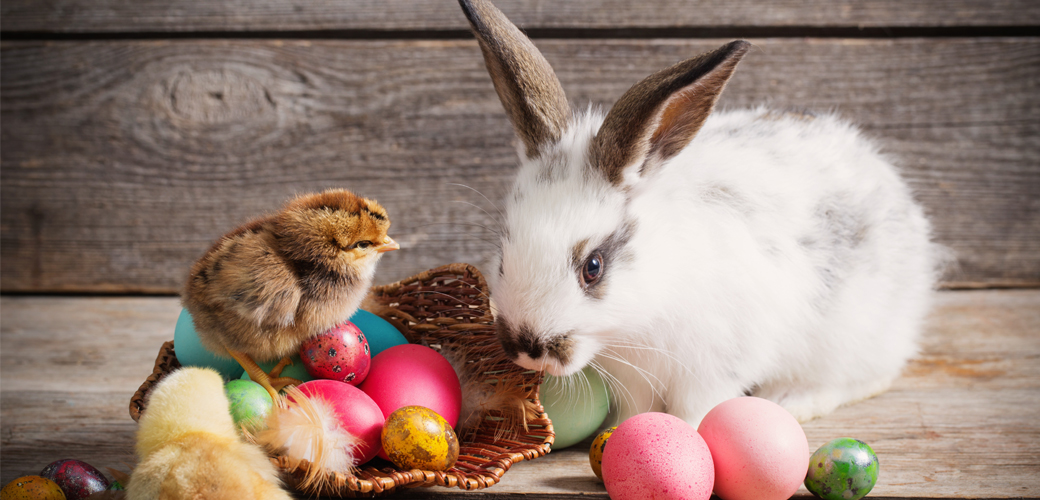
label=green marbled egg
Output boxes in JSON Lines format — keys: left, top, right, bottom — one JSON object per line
{"left": 224, "top": 379, "right": 273, "bottom": 432}
{"left": 804, "top": 437, "right": 879, "bottom": 500}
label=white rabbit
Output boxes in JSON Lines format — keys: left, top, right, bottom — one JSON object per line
{"left": 459, "top": 0, "right": 939, "bottom": 425}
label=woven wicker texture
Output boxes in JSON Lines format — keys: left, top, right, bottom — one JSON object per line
{"left": 129, "top": 263, "right": 554, "bottom": 496}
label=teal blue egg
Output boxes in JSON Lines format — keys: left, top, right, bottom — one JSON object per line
{"left": 225, "top": 379, "right": 274, "bottom": 431}
{"left": 350, "top": 309, "right": 407, "bottom": 356}
{"left": 541, "top": 366, "right": 611, "bottom": 449}
{"left": 240, "top": 353, "right": 316, "bottom": 385}
{"left": 173, "top": 308, "right": 244, "bottom": 380}
{"left": 804, "top": 437, "right": 880, "bottom": 500}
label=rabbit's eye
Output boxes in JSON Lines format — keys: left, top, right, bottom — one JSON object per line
{"left": 581, "top": 252, "right": 604, "bottom": 288}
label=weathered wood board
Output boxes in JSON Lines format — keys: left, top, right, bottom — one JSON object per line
{"left": 1, "top": 290, "right": 1038, "bottom": 498}
{"left": 3, "top": 38, "right": 1038, "bottom": 293}
{"left": 2, "top": 0, "right": 1038, "bottom": 33}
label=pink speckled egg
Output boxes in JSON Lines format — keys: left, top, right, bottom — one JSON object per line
{"left": 296, "top": 379, "right": 385, "bottom": 465}
{"left": 601, "top": 412, "right": 714, "bottom": 500}
{"left": 697, "top": 397, "right": 809, "bottom": 500}
{"left": 299, "top": 322, "right": 371, "bottom": 385}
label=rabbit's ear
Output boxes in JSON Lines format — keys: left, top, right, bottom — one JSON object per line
{"left": 459, "top": 0, "right": 570, "bottom": 159}
{"left": 591, "top": 41, "right": 750, "bottom": 186}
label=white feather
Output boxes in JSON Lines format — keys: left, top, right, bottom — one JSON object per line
{"left": 255, "top": 386, "right": 361, "bottom": 491}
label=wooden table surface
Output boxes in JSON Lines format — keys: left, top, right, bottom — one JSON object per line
{"left": 2, "top": 289, "right": 1038, "bottom": 499}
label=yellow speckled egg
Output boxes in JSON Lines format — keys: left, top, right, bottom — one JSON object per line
{"left": 589, "top": 426, "right": 617, "bottom": 480}
{"left": 381, "top": 405, "right": 459, "bottom": 471}
{"left": 1, "top": 476, "right": 66, "bottom": 500}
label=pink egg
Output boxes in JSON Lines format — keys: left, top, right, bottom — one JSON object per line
{"left": 299, "top": 322, "right": 371, "bottom": 385}
{"left": 359, "top": 344, "right": 462, "bottom": 425}
{"left": 296, "top": 379, "right": 385, "bottom": 464}
{"left": 697, "top": 397, "right": 809, "bottom": 500}
{"left": 601, "top": 412, "right": 714, "bottom": 500}
{"left": 358, "top": 344, "right": 462, "bottom": 459}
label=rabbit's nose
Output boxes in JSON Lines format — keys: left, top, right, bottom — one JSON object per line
{"left": 496, "top": 320, "right": 544, "bottom": 360}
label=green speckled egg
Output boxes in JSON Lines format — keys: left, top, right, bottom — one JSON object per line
{"left": 588, "top": 426, "right": 616, "bottom": 480}
{"left": 804, "top": 437, "right": 879, "bottom": 500}
{"left": 224, "top": 379, "right": 273, "bottom": 432}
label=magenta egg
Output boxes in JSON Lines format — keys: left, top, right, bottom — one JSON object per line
{"left": 296, "top": 379, "right": 385, "bottom": 465}
{"left": 601, "top": 412, "right": 714, "bottom": 500}
{"left": 299, "top": 322, "right": 371, "bottom": 385}
{"left": 359, "top": 344, "right": 462, "bottom": 427}
{"left": 697, "top": 397, "right": 810, "bottom": 500}
{"left": 40, "top": 459, "right": 109, "bottom": 500}
{"left": 358, "top": 344, "right": 462, "bottom": 460}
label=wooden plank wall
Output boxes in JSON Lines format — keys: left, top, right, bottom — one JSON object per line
{"left": 2, "top": 1, "right": 1039, "bottom": 293}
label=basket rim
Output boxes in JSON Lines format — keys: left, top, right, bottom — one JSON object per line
{"left": 130, "top": 263, "right": 555, "bottom": 496}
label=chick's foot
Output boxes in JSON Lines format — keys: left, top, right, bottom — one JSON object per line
{"left": 227, "top": 349, "right": 303, "bottom": 400}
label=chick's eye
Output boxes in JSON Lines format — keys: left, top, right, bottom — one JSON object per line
{"left": 351, "top": 241, "right": 373, "bottom": 250}
{"left": 581, "top": 252, "right": 604, "bottom": 288}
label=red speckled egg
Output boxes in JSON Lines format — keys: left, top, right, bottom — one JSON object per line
{"left": 601, "top": 412, "right": 714, "bottom": 500}
{"left": 300, "top": 322, "right": 371, "bottom": 385}
{"left": 697, "top": 397, "right": 809, "bottom": 500}
{"left": 39, "top": 459, "right": 109, "bottom": 500}
{"left": 296, "top": 379, "right": 385, "bottom": 464}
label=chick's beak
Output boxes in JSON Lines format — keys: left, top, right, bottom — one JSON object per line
{"left": 375, "top": 236, "right": 399, "bottom": 253}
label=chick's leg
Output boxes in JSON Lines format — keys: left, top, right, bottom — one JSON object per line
{"left": 268, "top": 356, "right": 294, "bottom": 378}
{"left": 226, "top": 349, "right": 303, "bottom": 400}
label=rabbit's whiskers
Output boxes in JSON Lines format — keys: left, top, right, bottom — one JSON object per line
{"left": 602, "top": 340, "right": 698, "bottom": 379}
{"left": 594, "top": 349, "right": 665, "bottom": 414}
{"left": 447, "top": 182, "right": 507, "bottom": 232}
{"left": 410, "top": 223, "right": 502, "bottom": 250}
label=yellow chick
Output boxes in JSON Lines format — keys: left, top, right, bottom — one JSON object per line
{"left": 182, "top": 189, "right": 398, "bottom": 397}
{"left": 128, "top": 367, "right": 292, "bottom": 500}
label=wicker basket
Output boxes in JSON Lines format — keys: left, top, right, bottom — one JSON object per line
{"left": 130, "top": 263, "right": 554, "bottom": 496}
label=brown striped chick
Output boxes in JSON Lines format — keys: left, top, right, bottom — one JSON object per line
{"left": 183, "top": 189, "right": 398, "bottom": 397}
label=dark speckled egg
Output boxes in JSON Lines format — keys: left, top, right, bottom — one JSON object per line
{"left": 804, "top": 438, "right": 879, "bottom": 500}
{"left": 39, "top": 459, "right": 109, "bottom": 500}
{"left": 1, "top": 475, "right": 66, "bottom": 500}
{"left": 381, "top": 405, "right": 459, "bottom": 471}
{"left": 299, "top": 321, "right": 371, "bottom": 385}
{"left": 588, "top": 426, "right": 617, "bottom": 480}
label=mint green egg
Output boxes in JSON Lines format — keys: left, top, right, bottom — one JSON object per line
{"left": 240, "top": 353, "right": 315, "bottom": 384}
{"left": 173, "top": 308, "right": 244, "bottom": 380}
{"left": 805, "top": 437, "right": 879, "bottom": 500}
{"left": 225, "top": 379, "right": 273, "bottom": 431}
{"left": 541, "top": 366, "right": 611, "bottom": 449}
{"left": 351, "top": 309, "right": 407, "bottom": 356}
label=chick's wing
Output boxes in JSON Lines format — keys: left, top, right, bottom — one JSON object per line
{"left": 205, "top": 231, "right": 303, "bottom": 330}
